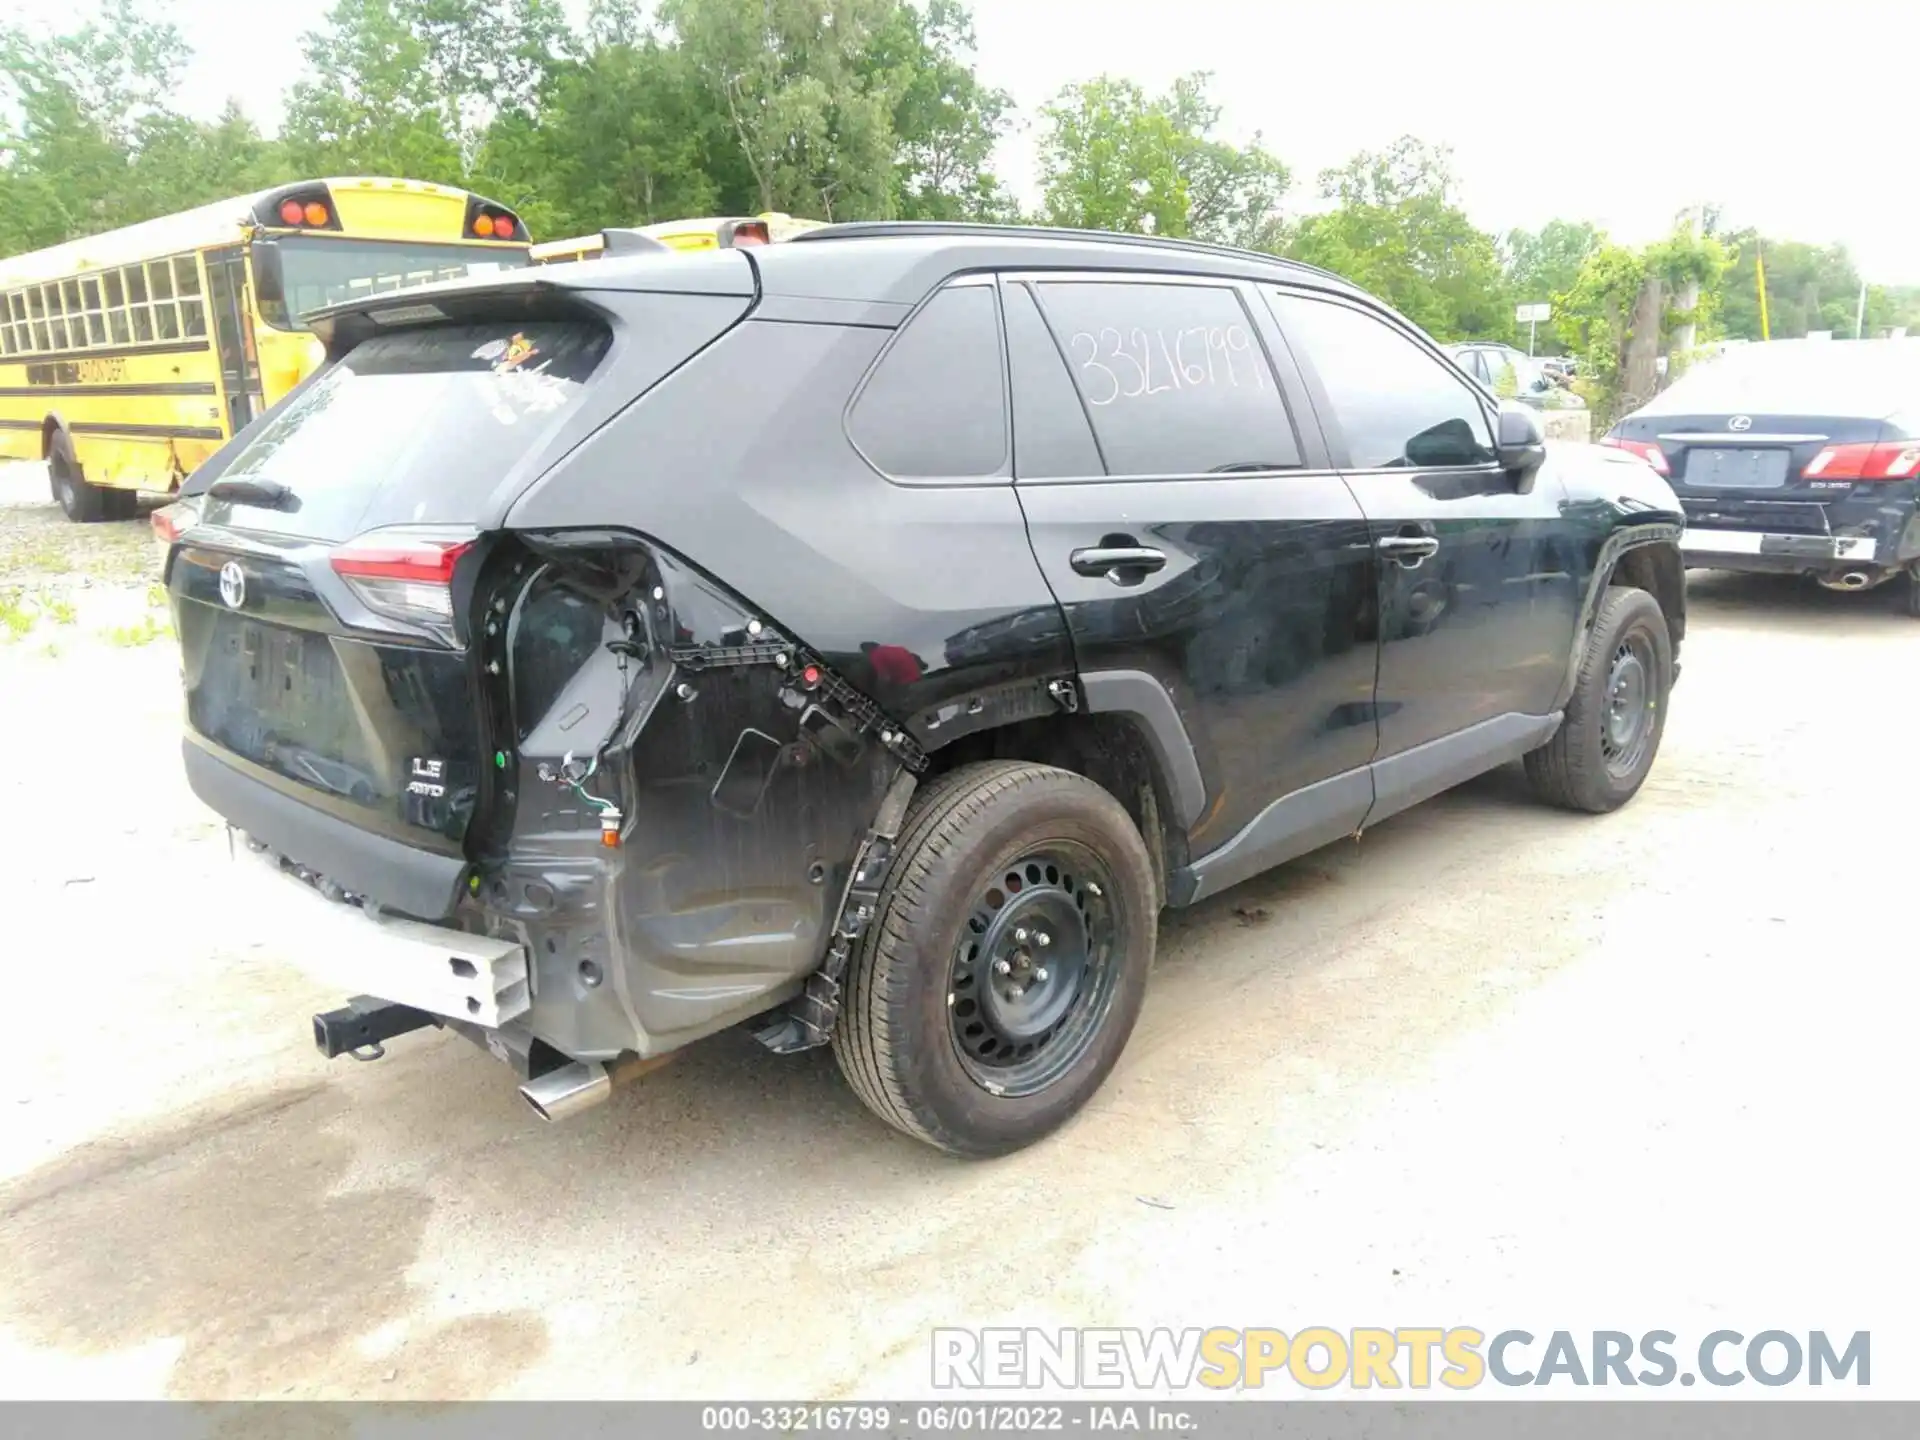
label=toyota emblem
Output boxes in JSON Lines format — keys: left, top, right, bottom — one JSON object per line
{"left": 219, "top": 561, "right": 246, "bottom": 610}
{"left": 1728, "top": 415, "right": 1753, "bottom": 432}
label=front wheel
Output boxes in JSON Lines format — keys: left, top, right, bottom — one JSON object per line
{"left": 1525, "top": 585, "right": 1673, "bottom": 813}
{"left": 833, "top": 761, "right": 1157, "bottom": 1157}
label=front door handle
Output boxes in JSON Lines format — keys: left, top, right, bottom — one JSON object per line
{"left": 1376, "top": 534, "right": 1440, "bottom": 568}
{"left": 1071, "top": 545, "right": 1167, "bottom": 580}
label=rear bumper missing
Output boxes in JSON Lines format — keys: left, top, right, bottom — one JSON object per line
{"left": 231, "top": 837, "right": 531, "bottom": 1028}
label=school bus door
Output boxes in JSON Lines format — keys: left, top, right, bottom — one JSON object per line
{"left": 204, "top": 246, "right": 263, "bottom": 435}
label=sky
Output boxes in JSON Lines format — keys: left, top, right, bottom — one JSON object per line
{"left": 16, "top": 0, "right": 1920, "bottom": 284}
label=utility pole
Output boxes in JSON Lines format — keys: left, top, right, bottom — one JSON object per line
{"left": 1856, "top": 280, "right": 1868, "bottom": 339}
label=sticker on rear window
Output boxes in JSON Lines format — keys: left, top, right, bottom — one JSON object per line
{"left": 473, "top": 332, "right": 541, "bottom": 373}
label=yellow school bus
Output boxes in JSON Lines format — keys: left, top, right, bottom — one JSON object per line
{"left": 0, "top": 177, "right": 532, "bottom": 521}
{"left": 528, "top": 212, "right": 827, "bottom": 265}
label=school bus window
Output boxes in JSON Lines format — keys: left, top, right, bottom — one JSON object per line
{"left": 150, "top": 259, "right": 174, "bottom": 302}
{"left": 104, "top": 271, "right": 124, "bottom": 308}
{"left": 80, "top": 277, "right": 104, "bottom": 346}
{"left": 46, "top": 288, "right": 68, "bottom": 350}
{"left": 131, "top": 297, "right": 153, "bottom": 343}
{"left": 108, "top": 300, "right": 131, "bottom": 345}
{"left": 127, "top": 264, "right": 148, "bottom": 304}
{"left": 173, "top": 256, "right": 202, "bottom": 296}
{"left": 182, "top": 296, "right": 207, "bottom": 338}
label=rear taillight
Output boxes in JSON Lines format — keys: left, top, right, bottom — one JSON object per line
{"left": 1802, "top": 442, "right": 1920, "bottom": 481}
{"left": 151, "top": 498, "right": 200, "bottom": 547}
{"left": 1600, "top": 436, "right": 1670, "bottom": 476}
{"left": 330, "top": 531, "right": 476, "bottom": 628}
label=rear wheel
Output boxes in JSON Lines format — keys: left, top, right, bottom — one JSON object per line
{"left": 47, "top": 435, "right": 108, "bottom": 524}
{"left": 833, "top": 761, "right": 1157, "bottom": 1157}
{"left": 1525, "top": 586, "right": 1673, "bottom": 813}
{"left": 1904, "top": 567, "right": 1920, "bottom": 619}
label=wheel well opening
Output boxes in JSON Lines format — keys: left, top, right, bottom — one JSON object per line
{"left": 922, "top": 713, "right": 1188, "bottom": 906}
{"left": 40, "top": 418, "right": 61, "bottom": 461}
{"left": 1611, "top": 543, "right": 1686, "bottom": 646}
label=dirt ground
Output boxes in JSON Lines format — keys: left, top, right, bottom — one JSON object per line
{"left": 1, "top": 456, "right": 1914, "bottom": 1400}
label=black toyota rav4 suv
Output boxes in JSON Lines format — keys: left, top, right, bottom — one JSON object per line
{"left": 165, "top": 223, "right": 1685, "bottom": 1157}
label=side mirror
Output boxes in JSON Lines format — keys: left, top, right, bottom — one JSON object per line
{"left": 1496, "top": 402, "right": 1547, "bottom": 487}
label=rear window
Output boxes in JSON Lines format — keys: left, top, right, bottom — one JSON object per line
{"left": 213, "top": 321, "right": 610, "bottom": 541}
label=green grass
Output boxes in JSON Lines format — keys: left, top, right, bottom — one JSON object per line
{"left": 0, "top": 588, "right": 34, "bottom": 640}
{"left": 146, "top": 581, "right": 168, "bottom": 609}
{"left": 104, "top": 614, "right": 171, "bottom": 647}
{"left": 46, "top": 598, "right": 78, "bottom": 626}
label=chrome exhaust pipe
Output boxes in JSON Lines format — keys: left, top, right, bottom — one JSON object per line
{"left": 1817, "top": 570, "right": 1875, "bottom": 592}
{"left": 519, "top": 1052, "right": 673, "bottom": 1123}
{"left": 520, "top": 1061, "right": 612, "bottom": 1122}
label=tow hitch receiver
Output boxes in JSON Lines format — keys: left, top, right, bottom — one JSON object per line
{"left": 313, "top": 995, "right": 439, "bottom": 1060}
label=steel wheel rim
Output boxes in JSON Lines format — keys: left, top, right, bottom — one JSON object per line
{"left": 1601, "top": 633, "right": 1655, "bottom": 777}
{"left": 948, "top": 842, "right": 1123, "bottom": 1098}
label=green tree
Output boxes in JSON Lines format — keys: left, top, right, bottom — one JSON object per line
{"left": 1160, "top": 73, "right": 1288, "bottom": 248}
{"left": 0, "top": 0, "right": 187, "bottom": 241}
{"left": 1288, "top": 137, "right": 1506, "bottom": 341}
{"left": 664, "top": 0, "right": 904, "bottom": 220}
{"left": 875, "top": 0, "right": 1015, "bottom": 221}
{"left": 405, "top": 0, "right": 570, "bottom": 164}
{"left": 474, "top": 23, "right": 733, "bottom": 237}
{"left": 1034, "top": 71, "right": 1285, "bottom": 242}
{"left": 1715, "top": 231, "right": 1864, "bottom": 341}
{"left": 124, "top": 102, "right": 286, "bottom": 220}
{"left": 280, "top": 0, "right": 462, "bottom": 182}
{"left": 1504, "top": 218, "right": 1601, "bottom": 350}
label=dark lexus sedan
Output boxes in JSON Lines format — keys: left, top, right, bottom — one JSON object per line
{"left": 1604, "top": 339, "right": 1920, "bottom": 613}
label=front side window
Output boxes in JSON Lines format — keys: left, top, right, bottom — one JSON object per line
{"left": 847, "top": 282, "right": 1008, "bottom": 481}
{"left": 1032, "top": 279, "right": 1300, "bottom": 476}
{"left": 1269, "top": 290, "right": 1495, "bottom": 470}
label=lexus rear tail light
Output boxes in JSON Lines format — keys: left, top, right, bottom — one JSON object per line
{"left": 330, "top": 531, "right": 476, "bottom": 629}
{"left": 1599, "top": 435, "right": 1671, "bottom": 476}
{"left": 1802, "top": 442, "right": 1920, "bottom": 481}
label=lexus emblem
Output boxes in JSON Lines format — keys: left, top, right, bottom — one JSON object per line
{"left": 218, "top": 561, "right": 246, "bottom": 610}
{"left": 1728, "top": 415, "right": 1753, "bottom": 432}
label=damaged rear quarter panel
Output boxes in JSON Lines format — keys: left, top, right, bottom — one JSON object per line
{"left": 486, "top": 316, "right": 1077, "bottom": 1060}
{"left": 481, "top": 540, "right": 903, "bottom": 1059}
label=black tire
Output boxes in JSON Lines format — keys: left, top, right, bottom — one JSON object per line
{"left": 1903, "top": 569, "right": 1920, "bottom": 619}
{"left": 102, "top": 486, "right": 140, "bottom": 521}
{"left": 833, "top": 761, "right": 1157, "bottom": 1158}
{"left": 47, "top": 435, "right": 108, "bottom": 523}
{"left": 1524, "top": 585, "right": 1672, "bottom": 814}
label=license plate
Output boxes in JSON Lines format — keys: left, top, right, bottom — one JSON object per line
{"left": 1685, "top": 447, "right": 1790, "bottom": 488}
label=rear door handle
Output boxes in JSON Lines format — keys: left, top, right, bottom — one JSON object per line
{"left": 1376, "top": 535, "right": 1440, "bottom": 567}
{"left": 1070, "top": 546, "right": 1167, "bottom": 579}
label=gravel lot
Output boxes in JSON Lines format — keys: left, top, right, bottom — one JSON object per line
{"left": 1, "top": 456, "right": 1914, "bottom": 1400}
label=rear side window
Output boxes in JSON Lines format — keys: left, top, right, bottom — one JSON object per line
{"left": 848, "top": 283, "right": 1008, "bottom": 481}
{"left": 1032, "top": 280, "right": 1300, "bottom": 476}
{"left": 214, "top": 320, "right": 610, "bottom": 541}
{"left": 1268, "top": 291, "right": 1495, "bottom": 469}
{"left": 1003, "top": 281, "right": 1103, "bottom": 479}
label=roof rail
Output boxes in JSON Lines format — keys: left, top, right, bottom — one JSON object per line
{"left": 784, "top": 220, "right": 1347, "bottom": 285}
